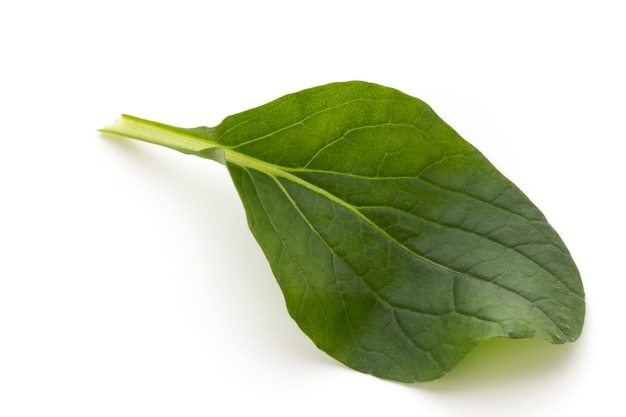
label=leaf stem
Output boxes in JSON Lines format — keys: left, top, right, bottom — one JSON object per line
{"left": 99, "top": 114, "right": 219, "bottom": 156}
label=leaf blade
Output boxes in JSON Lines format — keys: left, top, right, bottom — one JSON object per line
{"left": 220, "top": 82, "right": 584, "bottom": 381}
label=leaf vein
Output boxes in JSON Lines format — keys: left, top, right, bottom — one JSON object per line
{"left": 228, "top": 98, "right": 397, "bottom": 150}
{"left": 357, "top": 204, "right": 580, "bottom": 298}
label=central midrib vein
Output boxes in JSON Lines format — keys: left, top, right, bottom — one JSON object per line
{"left": 100, "top": 115, "right": 569, "bottom": 337}
{"left": 225, "top": 148, "right": 567, "bottom": 336}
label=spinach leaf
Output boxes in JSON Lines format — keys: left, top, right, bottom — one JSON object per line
{"left": 101, "top": 81, "right": 584, "bottom": 382}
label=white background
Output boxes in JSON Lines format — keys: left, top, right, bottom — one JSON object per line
{"left": 1, "top": 1, "right": 623, "bottom": 415}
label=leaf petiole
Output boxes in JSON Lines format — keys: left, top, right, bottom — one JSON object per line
{"left": 99, "top": 114, "right": 220, "bottom": 156}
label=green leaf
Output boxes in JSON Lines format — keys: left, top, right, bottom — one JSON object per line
{"left": 101, "top": 81, "right": 585, "bottom": 382}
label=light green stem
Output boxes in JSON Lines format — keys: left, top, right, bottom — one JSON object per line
{"left": 99, "top": 115, "right": 220, "bottom": 156}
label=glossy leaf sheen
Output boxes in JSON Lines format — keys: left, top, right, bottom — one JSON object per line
{"left": 102, "top": 81, "right": 585, "bottom": 382}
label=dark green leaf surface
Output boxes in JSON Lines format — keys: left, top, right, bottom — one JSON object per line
{"left": 101, "top": 81, "right": 584, "bottom": 382}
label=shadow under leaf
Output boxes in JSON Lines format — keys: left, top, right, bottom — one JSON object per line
{"left": 415, "top": 337, "right": 580, "bottom": 391}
